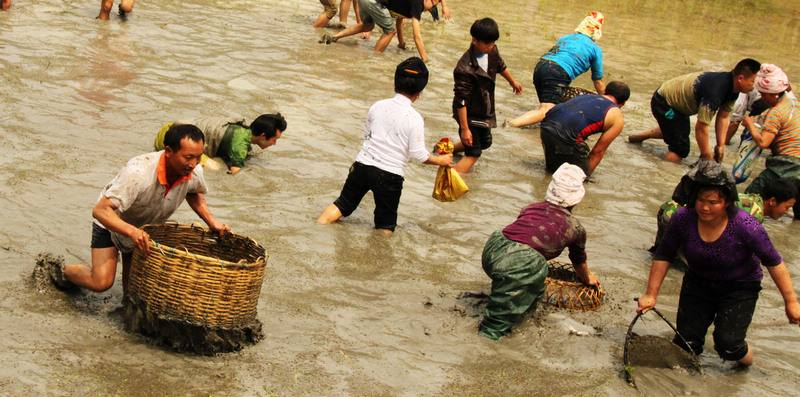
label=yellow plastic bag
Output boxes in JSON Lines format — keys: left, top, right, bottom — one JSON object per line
{"left": 432, "top": 138, "right": 469, "bottom": 202}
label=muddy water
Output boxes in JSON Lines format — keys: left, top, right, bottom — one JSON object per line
{"left": 2, "top": 0, "right": 800, "bottom": 395}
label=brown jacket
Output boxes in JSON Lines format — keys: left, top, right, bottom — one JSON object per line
{"left": 452, "top": 45, "right": 507, "bottom": 128}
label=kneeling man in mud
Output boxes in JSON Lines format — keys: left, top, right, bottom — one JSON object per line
{"left": 49, "top": 124, "right": 230, "bottom": 297}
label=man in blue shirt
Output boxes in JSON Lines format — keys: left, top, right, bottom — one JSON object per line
{"left": 540, "top": 81, "right": 629, "bottom": 175}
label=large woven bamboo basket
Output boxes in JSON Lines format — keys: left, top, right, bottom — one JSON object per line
{"left": 128, "top": 223, "right": 267, "bottom": 329}
{"left": 543, "top": 261, "right": 605, "bottom": 311}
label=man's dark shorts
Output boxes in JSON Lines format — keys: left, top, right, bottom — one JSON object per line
{"left": 533, "top": 59, "right": 571, "bottom": 105}
{"left": 673, "top": 272, "right": 761, "bottom": 361}
{"left": 333, "top": 162, "right": 404, "bottom": 231}
{"left": 91, "top": 222, "right": 115, "bottom": 249}
{"left": 651, "top": 91, "right": 691, "bottom": 158}
{"left": 540, "top": 122, "right": 590, "bottom": 174}
{"left": 461, "top": 125, "right": 492, "bottom": 158}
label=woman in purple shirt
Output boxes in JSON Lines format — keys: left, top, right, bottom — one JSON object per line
{"left": 637, "top": 171, "right": 800, "bottom": 366}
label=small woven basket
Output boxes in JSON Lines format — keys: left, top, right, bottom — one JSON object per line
{"left": 561, "top": 86, "right": 595, "bottom": 102}
{"left": 543, "top": 261, "right": 605, "bottom": 311}
{"left": 128, "top": 223, "right": 266, "bottom": 329}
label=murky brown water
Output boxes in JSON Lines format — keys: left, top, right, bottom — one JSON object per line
{"left": 3, "top": 0, "right": 800, "bottom": 395}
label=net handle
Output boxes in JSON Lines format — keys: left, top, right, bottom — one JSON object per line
{"left": 623, "top": 298, "right": 702, "bottom": 388}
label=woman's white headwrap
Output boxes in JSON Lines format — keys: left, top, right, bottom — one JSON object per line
{"left": 545, "top": 163, "right": 587, "bottom": 207}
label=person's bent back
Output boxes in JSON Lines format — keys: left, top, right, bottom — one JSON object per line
{"left": 540, "top": 80, "right": 629, "bottom": 175}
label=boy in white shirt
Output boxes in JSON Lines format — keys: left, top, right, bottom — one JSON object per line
{"left": 317, "top": 57, "right": 452, "bottom": 234}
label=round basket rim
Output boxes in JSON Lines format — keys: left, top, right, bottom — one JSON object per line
{"left": 544, "top": 260, "right": 605, "bottom": 310}
{"left": 141, "top": 222, "right": 267, "bottom": 269}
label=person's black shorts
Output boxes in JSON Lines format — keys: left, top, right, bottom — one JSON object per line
{"left": 540, "top": 122, "right": 590, "bottom": 174}
{"left": 90, "top": 222, "right": 115, "bottom": 249}
{"left": 461, "top": 125, "right": 492, "bottom": 158}
{"left": 651, "top": 91, "right": 691, "bottom": 158}
{"left": 533, "top": 59, "right": 572, "bottom": 105}
{"left": 333, "top": 162, "right": 404, "bottom": 231}
{"left": 673, "top": 272, "right": 762, "bottom": 361}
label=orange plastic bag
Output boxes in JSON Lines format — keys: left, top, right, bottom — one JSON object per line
{"left": 432, "top": 138, "right": 469, "bottom": 202}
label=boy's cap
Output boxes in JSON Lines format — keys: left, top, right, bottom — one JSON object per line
{"left": 395, "top": 57, "right": 429, "bottom": 80}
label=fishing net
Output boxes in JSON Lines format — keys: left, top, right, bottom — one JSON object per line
{"left": 623, "top": 303, "right": 702, "bottom": 389}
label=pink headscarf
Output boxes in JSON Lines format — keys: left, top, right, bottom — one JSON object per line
{"left": 755, "top": 64, "right": 790, "bottom": 94}
{"left": 575, "top": 11, "right": 604, "bottom": 41}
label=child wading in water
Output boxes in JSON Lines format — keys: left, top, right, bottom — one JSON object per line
{"left": 317, "top": 57, "right": 452, "bottom": 235}
{"left": 450, "top": 18, "right": 523, "bottom": 174}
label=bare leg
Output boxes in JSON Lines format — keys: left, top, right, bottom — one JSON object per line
{"left": 505, "top": 103, "right": 554, "bottom": 128}
{"left": 1, "top": 0, "right": 11, "bottom": 11}
{"left": 333, "top": 23, "right": 373, "bottom": 41}
{"left": 63, "top": 247, "right": 119, "bottom": 292}
{"left": 98, "top": 0, "right": 113, "bottom": 20}
{"left": 313, "top": 13, "right": 333, "bottom": 28}
{"left": 317, "top": 204, "right": 343, "bottom": 224}
{"left": 628, "top": 127, "right": 663, "bottom": 143}
{"left": 453, "top": 156, "right": 479, "bottom": 174}
{"left": 452, "top": 141, "right": 465, "bottom": 153}
{"left": 373, "top": 31, "right": 396, "bottom": 53}
{"left": 119, "top": 0, "right": 135, "bottom": 13}
{"left": 339, "top": 0, "right": 352, "bottom": 25}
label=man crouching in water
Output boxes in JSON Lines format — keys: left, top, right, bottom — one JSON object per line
{"left": 49, "top": 124, "right": 230, "bottom": 297}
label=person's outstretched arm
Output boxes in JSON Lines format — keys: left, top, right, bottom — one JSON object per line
{"left": 93, "top": 197, "right": 150, "bottom": 254}
{"left": 588, "top": 108, "right": 624, "bottom": 174}
{"left": 713, "top": 110, "right": 731, "bottom": 162}
{"left": 572, "top": 262, "right": 600, "bottom": 286}
{"left": 500, "top": 69, "right": 523, "bottom": 94}
{"left": 424, "top": 153, "right": 453, "bottom": 166}
{"left": 637, "top": 260, "right": 670, "bottom": 313}
{"left": 742, "top": 114, "right": 778, "bottom": 149}
{"left": 694, "top": 120, "right": 713, "bottom": 160}
{"left": 439, "top": 0, "right": 451, "bottom": 19}
{"left": 410, "top": 18, "right": 428, "bottom": 62}
{"left": 592, "top": 79, "right": 605, "bottom": 95}
{"left": 186, "top": 193, "right": 230, "bottom": 236}
{"left": 766, "top": 263, "right": 800, "bottom": 325}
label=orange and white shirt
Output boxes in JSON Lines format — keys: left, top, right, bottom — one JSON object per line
{"left": 95, "top": 151, "right": 207, "bottom": 252}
